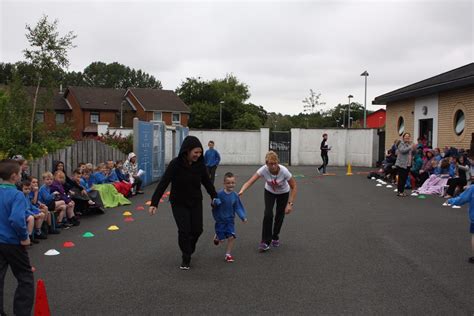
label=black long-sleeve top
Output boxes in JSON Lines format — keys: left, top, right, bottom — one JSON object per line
{"left": 150, "top": 136, "right": 217, "bottom": 207}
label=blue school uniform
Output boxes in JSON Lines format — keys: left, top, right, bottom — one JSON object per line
{"left": 0, "top": 184, "right": 29, "bottom": 244}
{"left": 448, "top": 186, "right": 474, "bottom": 233}
{"left": 92, "top": 172, "right": 107, "bottom": 184}
{"left": 107, "top": 170, "right": 119, "bottom": 183}
{"left": 38, "top": 184, "right": 54, "bottom": 206}
{"left": 212, "top": 190, "right": 246, "bottom": 240}
{"left": 24, "top": 193, "right": 40, "bottom": 217}
{"left": 204, "top": 148, "right": 221, "bottom": 168}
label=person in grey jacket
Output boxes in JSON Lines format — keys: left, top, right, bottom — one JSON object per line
{"left": 395, "top": 132, "right": 417, "bottom": 196}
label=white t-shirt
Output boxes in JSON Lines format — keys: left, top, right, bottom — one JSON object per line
{"left": 257, "top": 164, "right": 292, "bottom": 194}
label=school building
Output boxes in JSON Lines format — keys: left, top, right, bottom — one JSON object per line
{"left": 373, "top": 63, "right": 474, "bottom": 150}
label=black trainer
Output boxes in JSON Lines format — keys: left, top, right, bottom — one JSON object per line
{"left": 468, "top": 257, "right": 474, "bottom": 264}
{"left": 180, "top": 261, "right": 190, "bottom": 270}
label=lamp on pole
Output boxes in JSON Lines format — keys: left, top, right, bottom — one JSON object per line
{"left": 347, "top": 94, "right": 353, "bottom": 128}
{"left": 360, "top": 71, "right": 369, "bottom": 128}
{"left": 219, "top": 100, "right": 224, "bottom": 130}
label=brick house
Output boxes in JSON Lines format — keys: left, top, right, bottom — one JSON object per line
{"left": 63, "top": 86, "right": 190, "bottom": 139}
{"left": 373, "top": 63, "right": 474, "bottom": 150}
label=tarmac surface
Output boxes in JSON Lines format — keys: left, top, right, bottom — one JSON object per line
{"left": 4, "top": 165, "right": 474, "bottom": 315}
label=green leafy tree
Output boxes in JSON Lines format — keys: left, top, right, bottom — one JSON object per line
{"left": 23, "top": 15, "right": 76, "bottom": 144}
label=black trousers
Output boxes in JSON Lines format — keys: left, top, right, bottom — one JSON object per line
{"left": 0, "top": 243, "right": 34, "bottom": 316}
{"left": 262, "top": 190, "right": 289, "bottom": 244}
{"left": 207, "top": 166, "right": 217, "bottom": 185}
{"left": 132, "top": 176, "right": 142, "bottom": 192}
{"left": 446, "top": 178, "right": 467, "bottom": 196}
{"left": 171, "top": 202, "right": 203, "bottom": 262}
{"left": 318, "top": 153, "right": 329, "bottom": 173}
{"left": 397, "top": 166, "right": 409, "bottom": 193}
{"left": 418, "top": 172, "right": 430, "bottom": 187}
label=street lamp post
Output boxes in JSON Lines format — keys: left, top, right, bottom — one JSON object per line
{"left": 219, "top": 101, "right": 224, "bottom": 130}
{"left": 360, "top": 71, "right": 369, "bottom": 128}
{"left": 347, "top": 94, "right": 353, "bottom": 128}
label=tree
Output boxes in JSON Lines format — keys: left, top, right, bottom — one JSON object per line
{"left": 23, "top": 15, "right": 76, "bottom": 144}
{"left": 176, "top": 74, "right": 267, "bottom": 129}
{"left": 302, "top": 89, "right": 325, "bottom": 115}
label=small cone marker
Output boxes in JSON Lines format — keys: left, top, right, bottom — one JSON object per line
{"left": 82, "top": 232, "right": 95, "bottom": 238}
{"left": 108, "top": 225, "right": 119, "bottom": 231}
{"left": 124, "top": 217, "right": 135, "bottom": 222}
{"left": 452, "top": 205, "right": 461, "bottom": 209}
{"left": 376, "top": 184, "right": 382, "bottom": 187}
{"left": 346, "top": 163, "right": 353, "bottom": 176}
{"left": 145, "top": 201, "right": 152, "bottom": 206}
{"left": 122, "top": 211, "right": 132, "bottom": 216}
{"left": 135, "top": 206, "right": 144, "bottom": 211}
{"left": 44, "top": 249, "right": 60, "bottom": 256}
{"left": 63, "top": 241, "right": 75, "bottom": 248}
{"left": 386, "top": 185, "right": 393, "bottom": 188}
{"left": 34, "top": 279, "right": 51, "bottom": 316}
{"left": 418, "top": 195, "right": 426, "bottom": 199}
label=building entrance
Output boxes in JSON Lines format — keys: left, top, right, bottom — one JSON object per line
{"left": 419, "top": 119, "right": 433, "bottom": 148}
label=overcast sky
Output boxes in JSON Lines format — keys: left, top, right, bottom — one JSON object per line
{"left": 1, "top": 0, "right": 472, "bottom": 114}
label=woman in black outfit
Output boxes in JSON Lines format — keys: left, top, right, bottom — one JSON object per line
{"left": 149, "top": 136, "right": 217, "bottom": 270}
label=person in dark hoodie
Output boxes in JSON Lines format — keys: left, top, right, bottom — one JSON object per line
{"left": 149, "top": 136, "right": 217, "bottom": 270}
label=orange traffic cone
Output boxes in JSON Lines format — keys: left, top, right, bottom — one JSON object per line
{"left": 34, "top": 279, "right": 51, "bottom": 316}
{"left": 346, "top": 163, "right": 353, "bottom": 176}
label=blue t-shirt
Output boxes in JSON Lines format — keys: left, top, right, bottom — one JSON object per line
{"left": 212, "top": 190, "right": 246, "bottom": 223}
{"left": 204, "top": 148, "right": 221, "bottom": 168}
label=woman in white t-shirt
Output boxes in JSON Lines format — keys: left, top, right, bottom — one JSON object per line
{"left": 239, "top": 151, "right": 297, "bottom": 252}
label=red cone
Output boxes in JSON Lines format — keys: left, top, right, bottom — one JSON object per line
{"left": 34, "top": 279, "right": 51, "bottom": 316}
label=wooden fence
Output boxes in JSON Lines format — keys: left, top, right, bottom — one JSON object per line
{"left": 28, "top": 140, "right": 127, "bottom": 180}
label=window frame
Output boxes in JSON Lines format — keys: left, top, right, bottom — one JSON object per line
{"left": 55, "top": 112, "right": 65, "bottom": 124}
{"left": 454, "top": 110, "right": 465, "bottom": 136}
{"left": 397, "top": 116, "right": 405, "bottom": 136}
{"left": 35, "top": 111, "right": 45, "bottom": 123}
{"left": 172, "top": 112, "right": 181, "bottom": 125}
{"left": 153, "top": 111, "right": 163, "bottom": 122}
{"left": 90, "top": 112, "right": 100, "bottom": 124}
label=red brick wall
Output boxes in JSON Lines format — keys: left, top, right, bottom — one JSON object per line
{"left": 65, "top": 91, "right": 84, "bottom": 140}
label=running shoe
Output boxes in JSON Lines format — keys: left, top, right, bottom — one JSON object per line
{"left": 258, "top": 242, "right": 270, "bottom": 252}
{"left": 271, "top": 239, "right": 280, "bottom": 247}
{"left": 225, "top": 254, "right": 234, "bottom": 262}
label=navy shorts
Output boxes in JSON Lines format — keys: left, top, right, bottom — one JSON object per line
{"left": 215, "top": 222, "right": 236, "bottom": 241}
{"left": 470, "top": 222, "right": 474, "bottom": 234}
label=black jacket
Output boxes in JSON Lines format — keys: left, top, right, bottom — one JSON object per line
{"left": 151, "top": 136, "right": 217, "bottom": 207}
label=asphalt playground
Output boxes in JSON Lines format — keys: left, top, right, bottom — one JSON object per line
{"left": 4, "top": 165, "right": 474, "bottom": 315}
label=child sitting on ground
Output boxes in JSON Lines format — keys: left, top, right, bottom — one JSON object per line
{"left": 21, "top": 180, "right": 46, "bottom": 242}
{"left": 51, "top": 171, "right": 80, "bottom": 226}
{"left": 29, "top": 176, "right": 59, "bottom": 234}
{"left": 39, "top": 172, "right": 68, "bottom": 229}
{"left": 70, "top": 169, "right": 105, "bottom": 214}
{"left": 447, "top": 185, "right": 474, "bottom": 264}
{"left": 212, "top": 172, "right": 247, "bottom": 263}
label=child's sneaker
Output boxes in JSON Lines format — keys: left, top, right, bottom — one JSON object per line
{"left": 271, "top": 239, "right": 280, "bottom": 247}
{"left": 180, "top": 259, "right": 190, "bottom": 270}
{"left": 258, "top": 242, "right": 270, "bottom": 252}
{"left": 213, "top": 235, "right": 219, "bottom": 246}
{"left": 225, "top": 254, "right": 234, "bottom": 262}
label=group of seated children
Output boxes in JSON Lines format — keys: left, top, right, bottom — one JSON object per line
{"left": 12, "top": 154, "right": 144, "bottom": 245}
{"left": 377, "top": 142, "right": 473, "bottom": 197}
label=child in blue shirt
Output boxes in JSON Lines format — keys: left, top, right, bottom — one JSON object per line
{"left": 447, "top": 185, "right": 474, "bottom": 264}
{"left": 20, "top": 180, "right": 47, "bottom": 242}
{"left": 212, "top": 172, "right": 247, "bottom": 262}
{"left": 0, "top": 159, "right": 34, "bottom": 315}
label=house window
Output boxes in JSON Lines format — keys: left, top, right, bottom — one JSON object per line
{"left": 90, "top": 112, "right": 100, "bottom": 124}
{"left": 172, "top": 113, "right": 181, "bottom": 125}
{"left": 397, "top": 116, "right": 405, "bottom": 135}
{"left": 35, "top": 111, "right": 44, "bottom": 123}
{"left": 153, "top": 112, "right": 162, "bottom": 121}
{"left": 454, "top": 110, "right": 465, "bottom": 136}
{"left": 55, "top": 112, "right": 65, "bottom": 124}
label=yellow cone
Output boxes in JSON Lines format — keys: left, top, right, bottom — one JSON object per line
{"left": 108, "top": 225, "right": 119, "bottom": 231}
{"left": 346, "top": 163, "right": 353, "bottom": 176}
{"left": 122, "top": 211, "right": 132, "bottom": 216}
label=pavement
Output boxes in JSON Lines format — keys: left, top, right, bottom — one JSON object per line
{"left": 4, "top": 166, "right": 474, "bottom": 315}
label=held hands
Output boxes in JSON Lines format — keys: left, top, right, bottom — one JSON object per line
{"left": 148, "top": 206, "right": 157, "bottom": 216}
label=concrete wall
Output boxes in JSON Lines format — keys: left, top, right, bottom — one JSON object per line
{"left": 189, "top": 129, "right": 270, "bottom": 165}
{"left": 291, "top": 128, "right": 379, "bottom": 167}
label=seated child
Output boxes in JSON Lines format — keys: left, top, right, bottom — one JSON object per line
{"left": 39, "top": 172, "right": 67, "bottom": 230}
{"left": 20, "top": 180, "right": 46, "bottom": 242}
{"left": 106, "top": 160, "right": 132, "bottom": 197}
{"left": 89, "top": 164, "right": 131, "bottom": 208}
{"left": 29, "top": 176, "right": 59, "bottom": 235}
{"left": 447, "top": 186, "right": 474, "bottom": 264}
{"left": 212, "top": 172, "right": 247, "bottom": 263}
{"left": 51, "top": 171, "right": 80, "bottom": 226}
{"left": 70, "top": 169, "right": 105, "bottom": 214}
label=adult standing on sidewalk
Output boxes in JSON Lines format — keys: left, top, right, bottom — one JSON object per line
{"left": 204, "top": 140, "right": 221, "bottom": 185}
{"left": 239, "top": 151, "right": 297, "bottom": 252}
{"left": 395, "top": 132, "right": 417, "bottom": 197}
{"left": 149, "top": 136, "right": 217, "bottom": 270}
{"left": 317, "top": 133, "right": 331, "bottom": 174}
